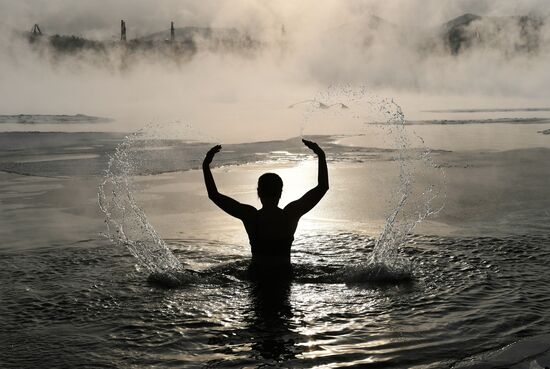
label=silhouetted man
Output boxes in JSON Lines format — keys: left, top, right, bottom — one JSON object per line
{"left": 202, "top": 139, "right": 329, "bottom": 274}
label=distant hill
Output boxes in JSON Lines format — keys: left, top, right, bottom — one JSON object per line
{"left": 443, "top": 13, "right": 482, "bottom": 31}
{"left": 140, "top": 26, "right": 242, "bottom": 42}
{"left": 327, "top": 12, "right": 548, "bottom": 56}
{"left": 22, "top": 24, "right": 259, "bottom": 64}
{"left": 440, "top": 13, "right": 547, "bottom": 54}
{"left": 20, "top": 13, "right": 549, "bottom": 63}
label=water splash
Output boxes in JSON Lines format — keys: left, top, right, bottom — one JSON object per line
{"left": 98, "top": 127, "right": 183, "bottom": 275}
{"left": 97, "top": 122, "right": 216, "bottom": 283}
{"left": 292, "top": 84, "right": 446, "bottom": 282}
{"left": 370, "top": 98, "right": 446, "bottom": 265}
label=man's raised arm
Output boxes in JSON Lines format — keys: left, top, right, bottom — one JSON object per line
{"left": 202, "top": 145, "right": 255, "bottom": 220}
{"left": 285, "top": 139, "right": 329, "bottom": 217}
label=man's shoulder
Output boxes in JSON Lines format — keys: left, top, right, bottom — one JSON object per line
{"left": 240, "top": 205, "right": 259, "bottom": 220}
{"left": 283, "top": 201, "right": 300, "bottom": 215}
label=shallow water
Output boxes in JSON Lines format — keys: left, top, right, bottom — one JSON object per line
{"left": 2, "top": 233, "right": 550, "bottom": 368}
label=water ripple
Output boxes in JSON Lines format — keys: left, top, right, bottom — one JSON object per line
{"left": 1, "top": 233, "right": 550, "bottom": 368}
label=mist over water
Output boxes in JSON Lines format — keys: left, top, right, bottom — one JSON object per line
{"left": 1, "top": 0, "right": 550, "bottom": 138}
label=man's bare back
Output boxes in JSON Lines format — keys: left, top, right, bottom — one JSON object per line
{"left": 202, "top": 139, "right": 329, "bottom": 269}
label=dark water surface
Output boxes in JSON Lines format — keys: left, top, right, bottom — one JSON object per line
{"left": 2, "top": 233, "right": 550, "bottom": 368}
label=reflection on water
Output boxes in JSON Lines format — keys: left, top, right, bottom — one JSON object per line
{"left": 246, "top": 276, "right": 299, "bottom": 365}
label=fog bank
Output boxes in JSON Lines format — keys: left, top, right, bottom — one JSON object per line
{"left": 1, "top": 0, "right": 549, "bottom": 140}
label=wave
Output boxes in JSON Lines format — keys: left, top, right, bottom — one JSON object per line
{"left": 454, "top": 333, "right": 550, "bottom": 368}
{"left": 146, "top": 260, "right": 414, "bottom": 288}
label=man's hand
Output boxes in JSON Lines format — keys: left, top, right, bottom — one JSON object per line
{"left": 302, "top": 139, "right": 325, "bottom": 157}
{"left": 203, "top": 145, "right": 221, "bottom": 166}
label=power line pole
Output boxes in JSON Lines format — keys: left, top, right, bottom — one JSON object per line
{"left": 121, "top": 20, "right": 127, "bottom": 42}
{"left": 171, "top": 21, "right": 175, "bottom": 42}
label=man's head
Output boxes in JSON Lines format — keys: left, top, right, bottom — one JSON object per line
{"left": 257, "top": 173, "right": 283, "bottom": 205}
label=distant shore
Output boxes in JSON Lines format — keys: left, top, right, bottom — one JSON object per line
{"left": 0, "top": 114, "right": 113, "bottom": 124}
